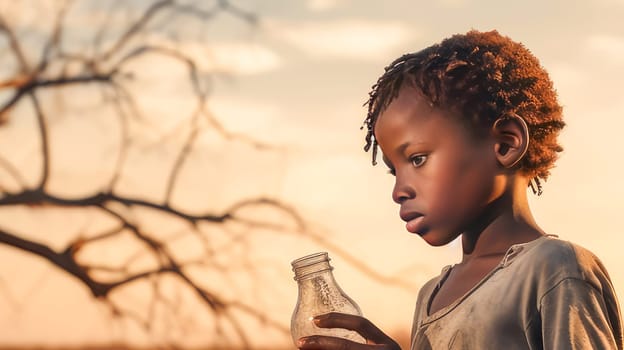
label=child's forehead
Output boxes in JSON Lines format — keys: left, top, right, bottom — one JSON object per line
{"left": 384, "top": 84, "right": 434, "bottom": 115}
{"left": 374, "top": 95, "right": 490, "bottom": 152}
{"left": 376, "top": 85, "right": 450, "bottom": 130}
{"left": 380, "top": 84, "right": 487, "bottom": 132}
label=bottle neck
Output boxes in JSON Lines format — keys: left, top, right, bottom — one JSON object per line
{"left": 291, "top": 252, "right": 334, "bottom": 281}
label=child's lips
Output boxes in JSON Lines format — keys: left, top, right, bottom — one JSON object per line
{"left": 405, "top": 215, "right": 424, "bottom": 233}
{"left": 400, "top": 211, "right": 424, "bottom": 233}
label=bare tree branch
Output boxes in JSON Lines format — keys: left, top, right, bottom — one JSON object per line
{"left": 0, "top": 155, "right": 28, "bottom": 188}
{"left": 0, "top": 227, "right": 110, "bottom": 297}
{"left": 36, "top": 0, "right": 74, "bottom": 73}
{"left": 97, "top": 0, "right": 174, "bottom": 61}
{"left": 0, "top": 14, "right": 31, "bottom": 72}
{"left": 0, "top": 2, "right": 417, "bottom": 348}
{"left": 0, "top": 72, "right": 114, "bottom": 119}
{"left": 165, "top": 107, "right": 201, "bottom": 203}
{"left": 106, "top": 85, "right": 132, "bottom": 191}
{"left": 29, "top": 92, "right": 51, "bottom": 189}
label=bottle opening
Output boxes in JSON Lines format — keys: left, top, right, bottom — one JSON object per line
{"left": 291, "top": 252, "right": 329, "bottom": 267}
{"left": 291, "top": 252, "right": 333, "bottom": 280}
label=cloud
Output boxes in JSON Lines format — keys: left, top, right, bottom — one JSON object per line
{"left": 585, "top": 35, "right": 624, "bottom": 64}
{"left": 306, "top": 0, "right": 344, "bottom": 11}
{"left": 141, "top": 37, "right": 282, "bottom": 75}
{"left": 6, "top": 1, "right": 282, "bottom": 76}
{"left": 268, "top": 19, "right": 415, "bottom": 61}
{"left": 204, "top": 42, "right": 282, "bottom": 75}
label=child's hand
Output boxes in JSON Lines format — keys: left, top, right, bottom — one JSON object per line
{"left": 297, "top": 312, "right": 401, "bottom": 350}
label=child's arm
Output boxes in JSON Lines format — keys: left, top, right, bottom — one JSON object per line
{"left": 297, "top": 312, "right": 402, "bottom": 350}
{"left": 537, "top": 278, "right": 623, "bottom": 349}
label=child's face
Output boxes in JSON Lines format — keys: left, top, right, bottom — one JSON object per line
{"left": 374, "top": 85, "right": 506, "bottom": 246}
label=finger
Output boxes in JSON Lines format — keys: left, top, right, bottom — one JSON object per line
{"left": 314, "top": 313, "right": 395, "bottom": 345}
{"left": 298, "top": 335, "right": 371, "bottom": 350}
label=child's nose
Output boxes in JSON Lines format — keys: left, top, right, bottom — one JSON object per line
{"left": 392, "top": 177, "right": 416, "bottom": 204}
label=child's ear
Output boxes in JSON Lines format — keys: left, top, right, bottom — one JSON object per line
{"left": 492, "top": 114, "right": 529, "bottom": 169}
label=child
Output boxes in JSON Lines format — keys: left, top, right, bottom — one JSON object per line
{"left": 298, "top": 30, "right": 623, "bottom": 349}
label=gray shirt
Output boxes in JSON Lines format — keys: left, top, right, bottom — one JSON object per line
{"left": 411, "top": 236, "right": 623, "bottom": 349}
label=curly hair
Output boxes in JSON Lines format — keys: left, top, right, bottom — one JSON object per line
{"left": 362, "top": 30, "right": 565, "bottom": 194}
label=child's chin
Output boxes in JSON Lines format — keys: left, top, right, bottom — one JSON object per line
{"left": 419, "top": 231, "right": 456, "bottom": 247}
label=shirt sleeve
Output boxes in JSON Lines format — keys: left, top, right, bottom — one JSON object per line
{"left": 539, "top": 277, "right": 622, "bottom": 350}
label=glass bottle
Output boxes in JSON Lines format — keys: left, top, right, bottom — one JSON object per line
{"left": 290, "top": 252, "right": 365, "bottom": 345}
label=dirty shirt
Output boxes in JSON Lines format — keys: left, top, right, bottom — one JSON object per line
{"left": 410, "top": 235, "right": 623, "bottom": 349}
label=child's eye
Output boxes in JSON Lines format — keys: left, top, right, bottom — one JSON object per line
{"left": 410, "top": 155, "right": 427, "bottom": 168}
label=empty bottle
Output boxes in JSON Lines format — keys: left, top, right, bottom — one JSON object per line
{"left": 290, "top": 252, "right": 365, "bottom": 345}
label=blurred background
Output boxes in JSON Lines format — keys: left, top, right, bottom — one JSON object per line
{"left": 0, "top": 0, "right": 623, "bottom": 349}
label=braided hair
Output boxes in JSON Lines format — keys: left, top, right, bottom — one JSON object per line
{"left": 362, "top": 30, "right": 565, "bottom": 195}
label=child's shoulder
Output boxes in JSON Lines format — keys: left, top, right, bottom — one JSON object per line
{"left": 520, "top": 235, "right": 612, "bottom": 290}
{"left": 527, "top": 235, "right": 603, "bottom": 267}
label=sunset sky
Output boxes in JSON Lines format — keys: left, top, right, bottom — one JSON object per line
{"left": 1, "top": 0, "right": 624, "bottom": 348}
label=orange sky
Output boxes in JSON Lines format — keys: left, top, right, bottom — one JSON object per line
{"left": 1, "top": 0, "right": 624, "bottom": 348}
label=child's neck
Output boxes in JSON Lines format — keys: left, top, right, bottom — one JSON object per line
{"left": 459, "top": 177, "right": 545, "bottom": 265}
